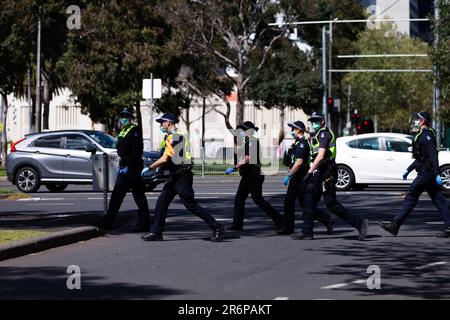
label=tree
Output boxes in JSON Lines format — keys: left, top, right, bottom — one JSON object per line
{"left": 247, "top": 38, "right": 322, "bottom": 144}
{"left": 165, "top": 0, "right": 299, "bottom": 128}
{"left": 343, "top": 23, "right": 433, "bottom": 132}
{"left": 431, "top": 0, "right": 450, "bottom": 127}
{"left": 59, "top": 0, "right": 177, "bottom": 133}
{"left": 0, "top": 0, "right": 35, "bottom": 166}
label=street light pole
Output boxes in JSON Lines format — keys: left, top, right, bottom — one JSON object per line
{"left": 322, "top": 26, "right": 327, "bottom": 118}
{"left": 433, "top": 0, "right": 441, "bottom": 147}
{"left": 35, "top": 8, "right": 42, "bottom": 133}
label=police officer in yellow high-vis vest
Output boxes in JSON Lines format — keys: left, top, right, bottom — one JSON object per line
{"left": 307, "top": 112, "right": 368, "bottom": 241}
{"left": 99, "top": 108, "right": 151, "bottom": 232}
{"left": 141, "top": 113, "right": 226, "bottom": 242}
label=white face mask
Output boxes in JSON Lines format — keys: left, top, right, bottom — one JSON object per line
{"left": 414, "top": 120, "right": 420, "bottom": 129}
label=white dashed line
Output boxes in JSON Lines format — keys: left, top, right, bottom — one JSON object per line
{"left": 415, "top": 261, "right": 447, "bottom": 270}
{"left": 274, "top": 297, "right": 289, "bottom": 300}
{"left": 321, "top": 283, "right": 349, "bottom": 290}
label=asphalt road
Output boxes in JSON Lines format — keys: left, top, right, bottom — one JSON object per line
{"left": 1, "top": 176, "right": 449, "bottom": 300}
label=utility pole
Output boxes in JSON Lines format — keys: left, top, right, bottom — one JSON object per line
{"left": 150, "top": 73, "right": 154, "bottom": 151}
{"left": 322, "top": 26, "right": 327, "bottom": 119}
{"left": 35, "top": 8, "right": 42, "bottom": 133}
{"left": 433, "top": 0, "right": 441, "bottom": 147}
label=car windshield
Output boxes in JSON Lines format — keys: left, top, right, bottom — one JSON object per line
{"left": 85, "top": 131, "right": 117, "bottom": 149}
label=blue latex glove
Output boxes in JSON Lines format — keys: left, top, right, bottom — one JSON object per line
{"left": 436, "top": 175, "right": 444, "bottom": 186}
{"left": 118, "top": 166, "right": 128, "bottom": 175}
{"left": 141, "top": 167, "right": 150, "bottom": 177}
{"left": 283, "top": 174, "right": 291, "bottom": 186}
{"left": 115, "top": 167, "right": 120, "bottom": 176}
{"left": 402, "top": 170, "right": 409, "bottom": 181}
{"left": 225, "top": 167, "right": 235, "bottom": 175}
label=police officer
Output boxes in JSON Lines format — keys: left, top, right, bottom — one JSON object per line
{"left": 380, "top": 111, "right": 450, "bottom": 237}
{"left": 278, "top": 121, "right": 335, "bottom": 239}
{"left": 99, "top": 108, "right": 151, "bottom": 232}
{"left": 225, "top": 121, "right": 284, "bottom": 232}
{"left": 141, "top": 113, "right": 226, "bottom": 241}
{"left": 307, "top": 112, "right": 369, "bottom": 241}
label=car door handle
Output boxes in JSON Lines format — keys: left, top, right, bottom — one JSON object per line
{"left": 65, "top": 154, "right": 71, "bottom": 157}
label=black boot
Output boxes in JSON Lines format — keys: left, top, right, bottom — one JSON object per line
{"left": 325, "top": 216, "right": 336, "bottom": 235}
{"left": 210, "top": 224, "right": 226, "bottom": 242}
{"left": 437, "top": 226, "right": 450, "bottom": 238}
{"left": 379, "top": 221, "right": 399, "bottom": 236}
{"left": 141, "top": 233, "right": 163, "bottom": 241}
{"left": 227, "top": 224, "right": 243, "bottom": 231}
{"left": 291, "top": 233, "right": 314, "bottom": 240}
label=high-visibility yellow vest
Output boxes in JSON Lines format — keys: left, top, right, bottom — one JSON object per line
{"left": 311, "top": 127, "right": 336, "bottom": 160}
{"left": 118, "top": 124, "right": 137, "bottom": 139}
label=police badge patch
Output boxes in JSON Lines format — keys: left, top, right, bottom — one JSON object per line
{"left": 427, "top": 136, "right": 431, "bottom": 141}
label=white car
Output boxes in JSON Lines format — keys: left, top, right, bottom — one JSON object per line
{"left": 334, "top": 133, "right": 450, "bottom": 191}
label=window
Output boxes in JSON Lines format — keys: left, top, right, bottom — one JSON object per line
{"left": 347, "top": 137, "right": 380, "bottom": 151}
{"left": 34, "top": 135, "right": 63, "bottom": 149}
{"left": 84, "top": 131, "right": 117, "bottom": 149}
{"left": 384, "top": 138, "right": 410, "bottom": 153}
{"left": 64, "top": 134, "right": 92, "bottom": 150}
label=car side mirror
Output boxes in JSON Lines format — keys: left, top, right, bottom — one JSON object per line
{"left": 85, "top": 144, "right": 97, "bottom": 154}
{"left": 408, "top": 146, "right": 413, "bottom": 153}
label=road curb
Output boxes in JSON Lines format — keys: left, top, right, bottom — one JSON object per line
{"left": 0, "top": 226, "right": 101, "bottom": 261}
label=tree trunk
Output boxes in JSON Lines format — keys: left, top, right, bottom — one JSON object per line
{"left": 1, "top": 94, "right": 8, "bottom": 167}
{"left": 278, "top": 107, "right": 286, "bottom": 145}
{"left": 185, "top": 108, "right": 190, "bottom": 134}
{"left": 235, "top": 74, "right": 245, "bottom": 126}
{"left": 43, "top": 77, "right": 50, "bottom": 130}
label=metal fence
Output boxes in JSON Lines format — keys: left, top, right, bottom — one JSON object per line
{"left": 191, "top": 147, "right": 282, "bottom": 176}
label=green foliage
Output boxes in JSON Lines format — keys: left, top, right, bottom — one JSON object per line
{"left": 247, "top": 38, "right": 322, "bottom": 113}
{"left": 431, "top": 0, "right": 450, "bottom": 126}
{"left": 343, "top": 23, "right": 433, "bottom": 132}
{"left": 58, "top": 1, "right": 179, "bottom": 130}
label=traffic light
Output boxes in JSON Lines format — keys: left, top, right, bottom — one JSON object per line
{"left": 327, "top": 97, "right": 334, "bottom": 112}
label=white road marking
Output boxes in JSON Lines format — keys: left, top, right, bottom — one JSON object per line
{"left": 415, "top": 261, "right": 447, "bottom": 270}
{"left": 321, "top": 283, "right": 349, "bottom": 289}
{"left": 274, "top": 297, "right": 289, "bottom": 300}
{"left": 352, "top": 279, "right": 366, "bottom": 284}
{"left": 26, "top": 203, "right": 75, "bottom": 206}
{"left": 425, "top": 221, "right": 444, "bottom": 225}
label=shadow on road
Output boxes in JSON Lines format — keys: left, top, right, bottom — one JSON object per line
{"left": 0, "top": 266, "right": 187, "bottom": 299}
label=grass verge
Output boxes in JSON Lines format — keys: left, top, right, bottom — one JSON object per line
{"left": 0, "top": 229, "right": 50, "bottom": 245}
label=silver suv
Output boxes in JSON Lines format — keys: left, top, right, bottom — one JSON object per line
{"left": 6, "top": 130, "right": 167, "bottom": 193}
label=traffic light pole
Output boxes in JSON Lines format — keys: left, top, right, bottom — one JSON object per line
{"left": 322, "top": 26, "right": 328, "bottom": 121}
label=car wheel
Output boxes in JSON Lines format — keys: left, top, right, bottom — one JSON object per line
{"left": 440, "top": 165, "right": 450, "bottom": 191}
{"left": 45, "top": 183, "right": 68, "bottom": 192}
{"left": 15, "top": 167, "right": 41, "bottom": 193}
{"left": 335, "top": 165, "right": 355, "bottom": 191}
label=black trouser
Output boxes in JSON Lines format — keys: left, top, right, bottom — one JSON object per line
{"left": 321, "top": 165, "right": 363, "bottom": 230}
{"left": 151, "top": 170, "right": 220, "bottom": 235}
{"left": 284, "top": 174, "right": 332, "bottom": 234}
{"left": 233, "top": 173, "right": 283, "bottom": 227}
{"left": 394, "top": 171, "right": 450, "bottom": 227}
{"left": 105, "top": 171, "right": 150, "bottom": 225}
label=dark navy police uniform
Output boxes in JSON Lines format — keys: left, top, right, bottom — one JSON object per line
{"left": 103, "top": 124, "right": 151, "bottom": 229}
{"left": 282, "top": 136, "right": 332, "bottom": 235}
{"left": 394, "top": 128, "right": 450, "bottom": 226}
{"left": 232, "top": 136, "right": 283, "bottom": 229}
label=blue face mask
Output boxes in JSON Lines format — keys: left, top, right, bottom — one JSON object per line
{"left": 160, "top": 127, "right": 166, "bottom": 134}
{"left": 311, "top": 122, "right": 321, "bottom": 132}
{"left": 119, "top": 118, "right": 130, "bottom": 126}
{"left": 413, "top": 120, "right": 420, "bottom": 129}
{"left": 239, "top": 131, "right": 246, "bottom": 139}
{"left": 290, "top": 131, "right": 296, "bottom": 138}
